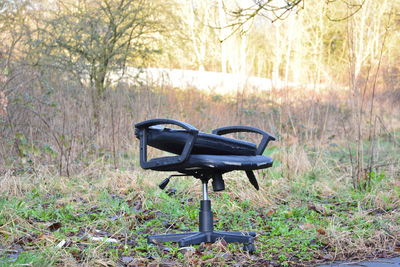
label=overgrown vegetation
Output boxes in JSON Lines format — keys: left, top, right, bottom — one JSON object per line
{"left": 1, "top": 78, "right": 400, "bottom": 265}
{"left": 1, "top": 0, "right": 400, "bottom": 266}
{"left": 0, "top": 138, "right": 399, "bottom": 266}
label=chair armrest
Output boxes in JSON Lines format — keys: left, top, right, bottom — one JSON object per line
{"left": 135, "top": 119, "right": 199, "bottom": 169}
{"left": 135, "top": 118, "right": 198, "bottom": 133}
{"left": 212, "top": 126, "right": 276, "bottom": 155}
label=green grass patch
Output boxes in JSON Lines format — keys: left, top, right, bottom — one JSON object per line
{"left": 0, "top": 141, "right": 399, "bottom": 266}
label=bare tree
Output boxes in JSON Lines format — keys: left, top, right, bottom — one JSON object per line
{"left": 0, "top": 0, "right": 29, "bottom": 78}
{"left": 28, "top": 0, "right": 164, "bottom": 129}
{"left": 218, "top": 0, "right": 303, "bottom": 38}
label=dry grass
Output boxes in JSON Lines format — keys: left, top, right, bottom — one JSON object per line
{"left": 1, "top": 155, "right": 399, "bottom": 266}
{"left": 1, "top": 76, "right": 400, "bottom": 265}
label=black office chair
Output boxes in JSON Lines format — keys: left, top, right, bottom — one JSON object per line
{"left": 135, "top": 118, "right": 275, "bottom": 251}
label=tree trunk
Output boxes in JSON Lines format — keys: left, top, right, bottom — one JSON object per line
{"left": 90, "top": 61, "right": 108, "bottom": 133}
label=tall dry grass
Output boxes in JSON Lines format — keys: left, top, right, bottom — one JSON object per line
{"left": 0, "top": 65, "right": 399, "bottom": 192}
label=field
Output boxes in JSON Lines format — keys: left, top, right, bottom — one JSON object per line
{"left": 1, "top": 0, "right": 400, "bottom": 265}
{"left": 1, "top": 85, "right": 400, "bottom": 266}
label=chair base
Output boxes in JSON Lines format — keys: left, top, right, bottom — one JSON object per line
{"left": 147, "top": 199, "right": 256, "bottom": 252}
{"left": 147, "top": 231, "right": 256, "bottom": 251}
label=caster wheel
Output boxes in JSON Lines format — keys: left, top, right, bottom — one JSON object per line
{"left": 243, "top": 243, "right": 256, "bottom": 253}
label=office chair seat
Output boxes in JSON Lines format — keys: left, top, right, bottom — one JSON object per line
{"left": 136, "top": 125, "right": 257, "bottom": 156}
{"left": 147, "top": 154, "right": 273, "bottom": 172}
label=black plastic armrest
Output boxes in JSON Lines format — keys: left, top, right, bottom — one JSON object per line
{"left": 135, "top": 119, "right": 199, "bottom": 169}
{"left": 212, "top": 126, "right": 276, "bottom": 155}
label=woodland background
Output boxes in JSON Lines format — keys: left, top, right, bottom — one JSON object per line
{"left": 1, "top": 0, "right": 399, "bottom": 180}
{"left": 0, "top": 0, "right": 400, "bottom": 266}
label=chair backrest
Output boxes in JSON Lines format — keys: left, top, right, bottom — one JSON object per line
{"left": 137, "top": 125, "right": 257, "bottom": 156}
{"left": 134, "top": 118, "right": 276, "bottom": 171}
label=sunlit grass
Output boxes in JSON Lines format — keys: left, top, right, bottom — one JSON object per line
{"left": 1, "top": 139, "right": 399, "bottom": 266}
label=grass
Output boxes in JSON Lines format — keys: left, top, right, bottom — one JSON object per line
{"left": 0, "top": 140, "right": 399, "bottom": 266}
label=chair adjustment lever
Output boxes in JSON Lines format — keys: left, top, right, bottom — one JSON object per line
{"left": 245, "top": 171, "right": 259, "bottom": 190}
{"left": 159, "top": 174, "right": 188, "bottom": 190}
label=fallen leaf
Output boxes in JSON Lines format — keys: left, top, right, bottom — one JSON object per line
{"left": 266, "top": 210, "right": 275, "bottom": 216}
{"left": 48, "top": 222, "right": 62, "bottom": 231}
{"left": 317, "top": 228, "right": 326, "bottom": 235}
{"left": 70, "top": 250, "right": 82, "bottom": 261}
